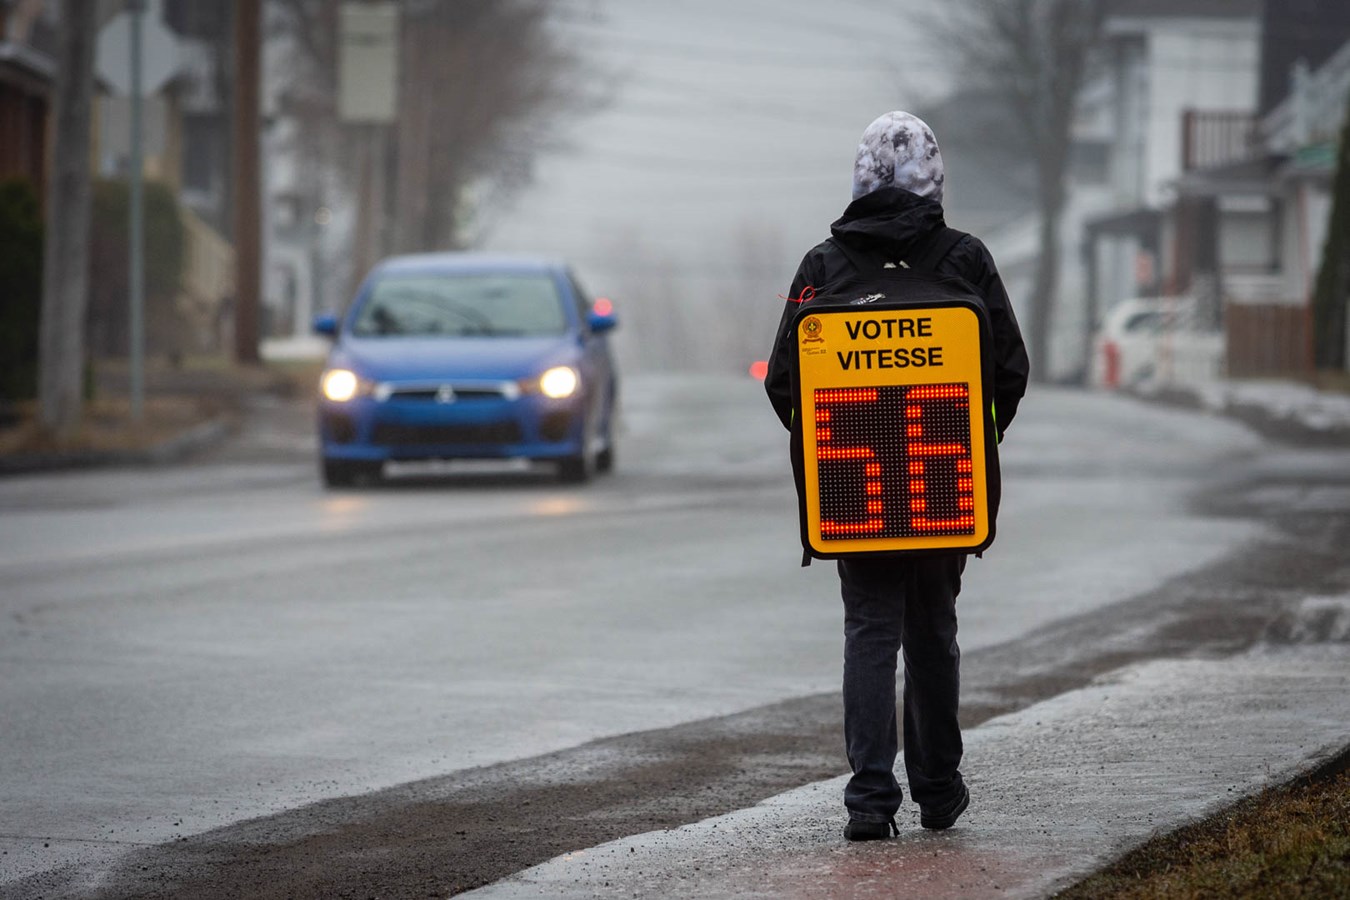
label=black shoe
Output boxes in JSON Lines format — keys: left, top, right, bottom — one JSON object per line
{"left": 843, "top": 818, "right": 899, "bottom": 841}
{"left": 920, "top": 784, "right": 969, "bottom": 830}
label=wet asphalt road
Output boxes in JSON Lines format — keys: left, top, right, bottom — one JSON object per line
{"left": 1, "top": 375, "right": 1347, "bottom": 899}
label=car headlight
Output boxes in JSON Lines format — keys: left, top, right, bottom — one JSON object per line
{"left": 321, "top": 368, "right": 363, "bottom": 402}
{"left": 538, "top": 366, "right": 580, "bottom": 399}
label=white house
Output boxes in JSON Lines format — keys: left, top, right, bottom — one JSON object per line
{"left": 1080, "top": 1, "right": 1262, "bottom": 327}
{"left": 976, "top": 0, "right": 1263, "bottom": 382}
{"left": 1169, "top": 38, "right": 1350, "bottom": 377}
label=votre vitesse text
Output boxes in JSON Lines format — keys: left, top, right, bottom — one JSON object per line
{"left": 837, "top": 316, "right": 943, "bottom": 370}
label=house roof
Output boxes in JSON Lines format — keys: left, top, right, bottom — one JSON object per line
{"left": 1084, "top": 206, "right": 1163, "bottom": 239}
{"left": 0, "top": 0, "right": 59, "bottom": 91}
{"left": 0, "top": 39, "right": 55, "bottom": 91}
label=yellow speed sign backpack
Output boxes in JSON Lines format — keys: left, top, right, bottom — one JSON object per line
{"left": 789, "top": 228, "right": 1000, "bottom": 562}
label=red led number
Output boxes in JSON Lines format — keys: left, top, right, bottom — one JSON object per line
{"left": 814, "top": 383, "right": 977, "bottom": 539}
{"left": 815, "top": 389, "right": 883, "bottom": 536}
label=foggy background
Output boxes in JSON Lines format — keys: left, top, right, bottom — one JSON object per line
{"left": 477, "top": 0, "right": 956, "bottom": 376}
{"left": 9, "top": 0, "right": 1347, "bottom": 421}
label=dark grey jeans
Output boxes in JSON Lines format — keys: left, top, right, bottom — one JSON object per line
{"left": 839, "top": 554, "right": 967, "bottom": 822}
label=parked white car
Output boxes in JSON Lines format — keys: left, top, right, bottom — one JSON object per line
{"left": 1091, "top": 296, "right": 1219, "bottom": 389}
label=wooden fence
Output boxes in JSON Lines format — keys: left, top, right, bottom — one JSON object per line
{"left": 1225, "top": 303, "right": 1312, "bottom": 378}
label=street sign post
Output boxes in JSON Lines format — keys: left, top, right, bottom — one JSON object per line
{"left": 129, "top": 0, "right": 144, "bottom": 420}
{"left": 339, "top": 3, "right": 400, "bottom": 124}
{"left": 793, "top": 302, "right": 997, "bottom": 557}
{"left": 97, "top": 0, "right": 178, "bottom": 420}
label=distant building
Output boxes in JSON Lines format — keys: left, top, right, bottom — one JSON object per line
{"left": 1087, "top": 0, "right": 1350, "bottom": 383}
{"left": 1172, "top": 37, "right": 1350, "bottom": 377}
{"left": 0, "top": 0, "right": 57, "bottom": 192}
{"left": 1080, "top": 1, "right": 1263, "bottom": 331}
{"left": 954, "top": 1, "right": 1266, "bottom": 382}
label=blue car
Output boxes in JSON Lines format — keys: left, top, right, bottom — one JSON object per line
{"left": 313, "top": 254, "right": 619, "bottom": 487}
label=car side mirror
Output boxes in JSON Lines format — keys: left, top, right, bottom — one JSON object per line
{"left": 313, "top": 314, "right": 339, "bottom": 338}
{"left": 587, "top": 298, "right": 617, "bottom": 335}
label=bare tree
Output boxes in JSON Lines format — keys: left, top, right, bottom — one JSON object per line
{"left": 234, "top": 0, "right": 263, "bottom": 363}
{"left": 933, "top": 0, "right": 1106, "bottom": 382}
{"left": 39, "top": 0, "right": 98, "bottom": 435}
{"left": 391, "top": 1, "right": 592, "bottom": 251}
{"left": 270, "top": 0, "right": 600, "bottom": 259}
{"left": 267, "top": 0, "right": 343, "bottom": 187}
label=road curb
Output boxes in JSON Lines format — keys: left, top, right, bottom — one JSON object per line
{"left": 463, "top": 648, "right": 1350, "bottom": 900}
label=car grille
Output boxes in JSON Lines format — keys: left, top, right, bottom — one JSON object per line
{"left": 371, "top": 421, "right": 524, "bottom": 446}
{"left": 378, "top": 381, "right": 518, "bottom": 402}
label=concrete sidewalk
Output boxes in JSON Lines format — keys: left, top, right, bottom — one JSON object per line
{"left": 464, "top": 643, "right": 1350, "bottom": 899}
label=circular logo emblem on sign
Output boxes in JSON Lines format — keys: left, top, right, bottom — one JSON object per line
{"left": 802, "top": 316, "right": 824, "bottom": 342}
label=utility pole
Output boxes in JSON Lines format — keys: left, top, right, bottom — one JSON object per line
{"left": 232, "top": 0, "right": 262, "bottom": 363}
{"left": 128, "top": 0, "right": 145, "bottom": 420}
{"left": 39, "top": 0, "right": 97, "bottom": 436}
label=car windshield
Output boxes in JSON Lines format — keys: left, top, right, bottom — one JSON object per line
{"left": 351, "top": 273, "right": 567, "bottom": 337}
{"left": 1123, "top": 311, "right": 1163, "bottom": 333}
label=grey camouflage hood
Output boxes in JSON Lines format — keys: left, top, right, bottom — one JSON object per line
{"left": 851, "top": 111, "right": 945, "bottom": 204}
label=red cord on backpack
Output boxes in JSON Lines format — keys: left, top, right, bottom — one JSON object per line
{"left": 779, "top": 286, "right": 816, "bottom": 305}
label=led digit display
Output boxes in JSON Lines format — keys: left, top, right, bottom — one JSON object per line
{"left": 815, "top": 383, "right": 976, "bottom": 539}
{"left": 794, "top": 304, "right": 994, "bottom": 556}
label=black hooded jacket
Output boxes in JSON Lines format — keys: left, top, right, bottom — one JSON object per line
{"left": 764, "top": 187, "right": 1030, "bottom": 439}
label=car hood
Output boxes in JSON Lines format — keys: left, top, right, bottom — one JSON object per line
{"left": 333, "top": 335, "right": 576, "bottom": 382}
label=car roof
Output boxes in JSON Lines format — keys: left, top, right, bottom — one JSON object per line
{"left": 370, "top": 252, "right": 569, "bottom": 277}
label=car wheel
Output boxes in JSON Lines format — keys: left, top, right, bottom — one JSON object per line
{"left": 594, "top": 383, "right": 617, "bottom": 475}
{"left": 558, "top": 423, "right": 594, "bottom": 484}
{"left": 322, "top": 458, "right": 355, "bottom": 487}
{"left": 595, "top": 444, "right": 614, "bottom": 474}
{"left": 558, "top": 452, "right": 592, "bottom": 484}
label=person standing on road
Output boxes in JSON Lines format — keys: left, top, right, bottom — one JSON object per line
{"left": 764, "top": 111, "right": 1030, "bottom": 840}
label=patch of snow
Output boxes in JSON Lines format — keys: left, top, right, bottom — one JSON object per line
{"left": 1194, "top": 379, "right": 1350, "bottom": 434}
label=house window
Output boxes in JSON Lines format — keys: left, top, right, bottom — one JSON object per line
{"left": 1219, "top": 200, "right": 1278, "bottom": 274}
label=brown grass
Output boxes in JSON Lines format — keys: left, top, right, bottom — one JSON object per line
{"left": 0, "top": 356, "right": 318, "bottom": 457}
{"left": 0, "top": 394, "right": 214, "bottom": 455}
{"left": 1058, "top": 768, "right": 1350, "bottom": 899}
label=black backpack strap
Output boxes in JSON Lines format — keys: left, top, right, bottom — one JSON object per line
{"left": 828, "top": 236, "right": 874, "bottom": 274}
{"left": 912, "top": 226, "right": 966, "bottom": 272}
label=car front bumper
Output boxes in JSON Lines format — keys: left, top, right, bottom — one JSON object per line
{"left": 318, "top": 391, "right": 587, "bottom": 462}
